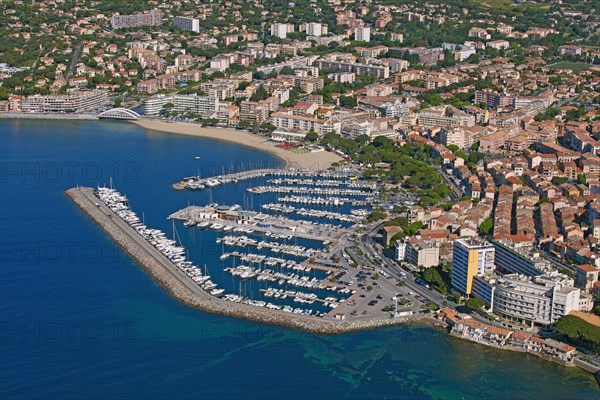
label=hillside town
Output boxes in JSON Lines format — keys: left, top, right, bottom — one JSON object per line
{"left": 1, "top": 0, "right": 600, "bottom": 374}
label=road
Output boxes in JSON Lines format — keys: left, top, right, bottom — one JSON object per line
{"left": 65, "top": 43, "right": 83, "bottom": 84}
{"left": 358, "top": 222, "right": 449, "bottom": 308}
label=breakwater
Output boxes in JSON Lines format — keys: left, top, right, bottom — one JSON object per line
{"left": 66, "top": 186, "right": 444, "bottom": 334}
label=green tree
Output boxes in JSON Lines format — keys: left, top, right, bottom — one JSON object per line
{"left": 305, "top": 129, "right": 318, "bottom": 142}
{"left": 555, "top": 315, "right": 600, "bottom": 353}
{"left": 465, "top": 297, "right": 485, "bottom": 311}
{"left": 479, "top": 217, "right": 493, "bottom": 235}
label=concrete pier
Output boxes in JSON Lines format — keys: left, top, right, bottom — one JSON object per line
{"left": 66, "top": 186, "right": 442, "bottom": 334}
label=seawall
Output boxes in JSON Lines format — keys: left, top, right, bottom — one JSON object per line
{"left": 66, "top": 186, "right": 444, "bottom": 334}
{"left": 1, "top": 112, "right": 98, "bottom": 120}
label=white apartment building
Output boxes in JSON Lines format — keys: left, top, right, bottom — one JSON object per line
{"left": 19, "top": 89, "right": 109, "bottom": 113}
{"left": 269, "top": 112, "right": 341, "bottom": 135}
{"left": 473, "top": 273, "right": 581, "bottom": 326}
{"left": 492, "top": 239, "right": 553, "bottom": 276}
{"left": 271, "top": 23, "right": 293, "bottom": 39}
{"left": 418, "top": 106, "right": 475, "bottom": 129}
{"left": 354, "top": 27, "right": 371, "bottom": 42}
{"left": 306, "top": 22, "right": 323, "bottom": 37}
{"left": 144, "top": 94, "right": 219, "bottom": 116}
{"left": 174, "top": 16, "right": 200, "bottom": 33}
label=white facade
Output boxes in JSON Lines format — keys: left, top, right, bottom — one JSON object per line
{"left": 395, "top": 241, "right": 407, "bottom": 261}
{"left": 354, "top": 27, "right": 371, "bottom": 42}
{"left": 491, "top": 273, "right": 580, "bottom": 325}
{"left": 271, "top": 23, "right": 290, "bottom": 39}
{"left": 144, "top": 94, "right": 219, "bottom": 116}
{"left": 306, "top": 23, "right": 323, "bottom": 37}
{"left": 174, "top": 16, "right": 200, "bottom": 33}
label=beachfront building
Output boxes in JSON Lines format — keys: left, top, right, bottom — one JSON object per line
{"left": 17, "top": 89, "right": 109, "bottom": 113}
{"left": 111, "top": 8, "right": 163, "bottom": 29}
{"left": 174, "top": 16, "right": 200, "bottom": 33}
{"left": 269, "top": 112, "right": 341, "bottom": 135}
{"left": 473, "top": 273, "right": 582, "bottom": 326}
{"left": 451, "top": 238, "right": 495, "bottom": 295}
{"left": 144, "top": 94, "right": 219, "bottom": 117}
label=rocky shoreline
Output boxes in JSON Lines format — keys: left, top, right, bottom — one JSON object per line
{"left": 66, "top": 187, "right": 446, "bottom": 335}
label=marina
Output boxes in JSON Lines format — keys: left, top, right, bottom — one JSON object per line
{"left": 261, "top": 203, "right": 367, "bottom": 223}
{"left": 172, "top": 168, "right": 365, "bottom": 191}
{"left": 277, "top": 195, "right": 373, "bottom": 207}
{"left": 88, "top": 186, "right": 357, "bottom": 318}
{"left": 95, "top": 186, "right": 226, "bottom": 296}
{"left": 247, "top": 185, "right": 373, "bottom": 197}
{"left": 169, "top": 204, "right": 346, "bottom": 242}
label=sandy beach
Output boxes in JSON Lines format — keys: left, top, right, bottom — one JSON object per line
{"left": 131, "top": 119, "right": 342, "bottom": 170}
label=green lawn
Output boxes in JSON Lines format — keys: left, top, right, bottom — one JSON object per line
{"left": 549, "top": 62, "right": 593, "bottom": 73}
{"left": 471, "top": 0, "right": 513, "bottom": 8}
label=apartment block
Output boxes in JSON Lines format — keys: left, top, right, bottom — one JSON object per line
{"left": 451, "top": 238, "right": 495, "bottom": 295}
{"left": 111, "top": 8, "right": 163, "bottom": 29}
{"left": 174, "top": 16, "right": 200, "bottom": 33}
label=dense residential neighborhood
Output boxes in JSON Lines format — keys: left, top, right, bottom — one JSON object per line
{"left": 1, "top": 0, "right": 600, "bottom": 379}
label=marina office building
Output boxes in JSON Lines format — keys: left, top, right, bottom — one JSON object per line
{"left": 144, "top": 94, "right": 220, "bottom": 116}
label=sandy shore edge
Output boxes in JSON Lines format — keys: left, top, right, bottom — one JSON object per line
{"left": 131, "top": 119, "right": 343, "bottom": 170}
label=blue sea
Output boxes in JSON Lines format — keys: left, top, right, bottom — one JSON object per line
{"left": 1, "top": 119, "right": 598, "bottom": 399}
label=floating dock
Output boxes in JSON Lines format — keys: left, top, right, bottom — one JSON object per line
{"left": 169, "top": 205, "right": 345, "bottom": 242}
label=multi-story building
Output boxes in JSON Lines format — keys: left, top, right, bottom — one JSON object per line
{"left": 404, "top": 238, "right": 441, "bottom": 268}
{"left": 474, "top": 273, "right": 582, "bottom": 326}
{"left": 18, "top": 89, "right": 109, "bottom": 113}
{"left": 144, "top": 94, "right": 219, "bottom": 116}
{"left": 305, "top": 22, "right": 323, "bottom": 37}
{"left": 111, "top": 8, "right": 163, "bottom": 29}
{"left": 315, "top": 60, "right": 389, "bottom": 79}
{"left": 257, "top": 57, "right": 308, "bottom": 75}
{"left": 200, "top": 82, "right": 236, "bottom": 100}
{"left": 418, "top": 106, "right": 475, "bottom": 129}
{"left": 354, "top": 27, "right": 371, "bottom": 42}
{"left": 474, "top": 90, "right": 514, "bottom": 109}
{"left": 451, "top": 238, "right": 495, "bottom": 295}
{"left": 269, "top": 112, "right": 341, "bottom": 135}
{"left": 492, "top": 239, "right": 553, "bottom": 277}
{"left": 174, "top": 16, "right": 200, "bottom": 33}
{"left": 575, "top": 264, "right": 600, "bottom": 293}
{"left": 271, "top": 23, "right": 293, "bottom": 39}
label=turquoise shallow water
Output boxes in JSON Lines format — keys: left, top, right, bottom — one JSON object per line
{"left": 1, "top": 119, "right": 598, "bottom": 399}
